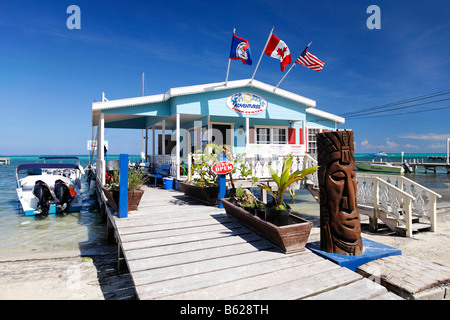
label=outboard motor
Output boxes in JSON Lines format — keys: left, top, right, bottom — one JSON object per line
{"left": 33, "top": 180, "right": 53, "bottom": 217}
{"left": 54, "top": 179, "right": 73, "bottom": 214}
{"left": 403, "top": 160, "right": 412, "bottom": 173}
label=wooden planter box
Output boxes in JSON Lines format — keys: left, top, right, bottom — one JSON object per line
{"left": 221, "top": 198, "right": 312, "bottom": 253}
{"left": 100, "top": 187, "right": 144, "bottom": 212}
{"left": 179, "top": 182, "right": 218, "bottom": 205}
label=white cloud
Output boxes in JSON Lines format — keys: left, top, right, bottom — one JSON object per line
{"left": 357, "top": 138, "right": 419, "bottom": 152}
{"left": 385, "top": 139, "right": 399, "bottom": 149}
{"left": 404, "top": 144, "right": 419, "bottom": 149}
{"left": 429, "top": 143, "right": 445, "bottom": 149}
{"left": 399, "top": 133, "right": 450, "bottom": 140}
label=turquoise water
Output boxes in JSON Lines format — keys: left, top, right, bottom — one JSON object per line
{"left": 0, "top": 154, "right": 448, "bottom": 257}
{"left": 0, "top": 155, "right": 141, "bottom": 259}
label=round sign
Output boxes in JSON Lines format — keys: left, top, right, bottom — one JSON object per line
{"left": 211, "top": 161, "right": 234, "bottom": 175}
{"left": 226, "top": 92, "right": 267, "bottom": 115}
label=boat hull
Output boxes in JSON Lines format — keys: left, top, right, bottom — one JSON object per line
{"left": 16, "top": 174, "right": 82, "bottom": 216}
{"left": 355, "top": 162, "right": 404, "bottom": 174}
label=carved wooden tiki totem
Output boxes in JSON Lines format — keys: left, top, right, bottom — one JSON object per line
{"left": 317, "top": 130, "right": 363, "bottom": 255}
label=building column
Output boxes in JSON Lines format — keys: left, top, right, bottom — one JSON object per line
{"left": 144, "top": 127, "right": 148, "bottom": 161}
{"left": 245, "top": 117, "right": 250, "bottom": 150}
{"left": 176, "top": 113, "right": 181, "bottom": 180}
{"left": 302, "top": 120, "right": 307, "bottom": 153}
{"left": 97, "top": 112, "right": 105, "bottom": 186}
{"left": 152, "top": 125, "right": 155, "bottom": 164}
{"left": 162, "top": 119, "right": 166, "bottom": 161}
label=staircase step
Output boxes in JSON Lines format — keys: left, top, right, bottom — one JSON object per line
{"left": 395, "top": 222, "right": 431, "bottom": 232}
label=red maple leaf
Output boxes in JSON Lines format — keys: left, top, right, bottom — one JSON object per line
{"left": 276, "top": 46, "right": 287, "bottom": 59}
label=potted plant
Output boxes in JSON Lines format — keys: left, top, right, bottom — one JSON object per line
{"left": 221, "top": 155, "right": 318, "bottom": 253}
{"left": 179, "top": 144, "right": 224, "bottom": 205}
{"left": 234, "top": 186, "right": 256, "bottom": 213}
{"left": 103, "top": 167, "right": 148, "bottom": 211}
{"left": 259, "top": 156, "right": 318, "bottom": 225}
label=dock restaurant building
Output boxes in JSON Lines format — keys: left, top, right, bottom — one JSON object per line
{"left": 92, "top": 79, "right": 344, "bottom": 183}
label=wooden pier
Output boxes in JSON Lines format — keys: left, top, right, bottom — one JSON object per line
{"left": 363, "top": 161, "right": 450, "bottom": 174}
{"left": 103, "top": 185, "right": 400, "bottom": 300}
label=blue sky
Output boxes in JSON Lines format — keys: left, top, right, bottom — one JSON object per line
{"left": 1, "top": 0, "right": 450, "bottom": 155}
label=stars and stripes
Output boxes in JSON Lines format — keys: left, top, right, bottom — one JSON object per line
{"left": 295, "top": 48, "right": 324, "bottom": 72}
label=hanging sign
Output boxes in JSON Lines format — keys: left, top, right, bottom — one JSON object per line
{"left": 226, "top": 92, "right": 267, "bottom": 115}
{"left": 211, "top": 161, "right": 234, "bottom": 175}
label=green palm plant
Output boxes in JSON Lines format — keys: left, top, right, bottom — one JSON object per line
{"left": 259, "top": 156, "right": 319, "bottom": 211}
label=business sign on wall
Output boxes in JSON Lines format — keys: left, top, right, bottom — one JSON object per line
{"left": 226, "top": 92, "right": 268, "bottom": 115}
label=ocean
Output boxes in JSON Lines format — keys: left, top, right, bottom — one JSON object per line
{"left": 0, "top": 153, "right": 449, "bottom": 259}
{"left": 0, "top": 155, "right": 141, "bottom": 260}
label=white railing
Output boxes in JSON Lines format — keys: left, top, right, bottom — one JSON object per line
{"left": 357, "top": 173, "right": 441, "bottom": 233}
{"left": 231, "top": 154, "right": 318, "bottom": 190}
{"left": 357, "top": 175, "right": 416, "bottom": 236}
{"left": 149, "top": 153, "right": 320, "bottom": 189}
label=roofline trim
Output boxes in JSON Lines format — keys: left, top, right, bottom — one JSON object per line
{"left": 92, "top": 79, "right": 316, "bottom": 111}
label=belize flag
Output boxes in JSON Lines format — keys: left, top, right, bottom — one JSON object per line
{"left": 229, "top": 34, "right": 252, "bottom": 65}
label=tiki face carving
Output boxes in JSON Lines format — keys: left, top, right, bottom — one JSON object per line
{"left": 317, "top": 130, "right": 363, "bottom": 255}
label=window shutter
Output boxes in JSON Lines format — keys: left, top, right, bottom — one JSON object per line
{"left": 249, "top": 127, "right": 255, "bottom": 144}
{"left": 288, "top": 128, "right": 296, "bottom": 144}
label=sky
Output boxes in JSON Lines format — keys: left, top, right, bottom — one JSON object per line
{"left": 1, "top": 0, "right": 450, "bottom": 155}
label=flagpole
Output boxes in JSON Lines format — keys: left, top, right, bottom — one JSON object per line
{"left": 250, "top": 26, "right": 274, "bottom": 85}
{"left": 225, "top": 28, "right": 236, "bottom": 86}
{"left": 273, "top": 41, "right": 312, "bottom": 92}
{"left": 273, "top": 63, "right": 296, "bottom": 92}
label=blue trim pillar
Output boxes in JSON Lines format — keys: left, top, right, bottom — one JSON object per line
{"left": 119, "top": 153, "right": 128, "bottom": 218}
{"left": 218, "top": 153, "right": 226, "bottom": 209}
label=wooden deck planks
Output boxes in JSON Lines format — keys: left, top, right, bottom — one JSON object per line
{"left": 112, "top": 185, "right": 393, "bottom": 300}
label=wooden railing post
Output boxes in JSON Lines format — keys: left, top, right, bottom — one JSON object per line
{"left": 430, "top": 195, "right": 437, "bottom": 232}
{"left": 405, "top": 198, "right": 413, "bottom": 237}
{"left": 370, "top": 178, "right": 380, "bottom": 232}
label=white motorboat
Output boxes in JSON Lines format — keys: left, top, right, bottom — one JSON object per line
{"left": 32, "top": 156, "right": 85, "bottom": 188}
{"left": 355, "top": 153, "right": 405, "bottom": 174}
{"left": 16, "top": 163, "right": 83, "bottom": 216}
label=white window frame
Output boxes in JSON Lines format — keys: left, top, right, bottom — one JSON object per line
{"left": 254, "top": 125, "right": 288, "bottom": 145}
{"left": 307, "top": 127, "right": 321, "bottom": 156}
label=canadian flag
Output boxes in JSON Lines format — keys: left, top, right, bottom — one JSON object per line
{"left": 264, "top": 34, "right": 292, "bottom": 72}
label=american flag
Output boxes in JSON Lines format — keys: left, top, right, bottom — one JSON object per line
{"left": 295, "top": 49, "right": 324, "bottom": 72}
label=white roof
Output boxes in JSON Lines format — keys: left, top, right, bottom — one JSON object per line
{"left": 92, "top": 78, "right": 344, "bottom": 124}
{"left": 93, "top": 79, "right": 316, "bottom": 110}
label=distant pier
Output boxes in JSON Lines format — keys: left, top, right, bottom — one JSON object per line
{"left": 365, "top": 160, "right": 450, "bottom": 174}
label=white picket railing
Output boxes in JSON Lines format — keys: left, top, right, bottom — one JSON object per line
{"left": 356, "top": 173, "right": 441, "bottom": 235}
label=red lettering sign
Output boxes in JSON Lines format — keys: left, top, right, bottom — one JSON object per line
{"left": 211, "top": 161, "right": 234, "bottom": 175}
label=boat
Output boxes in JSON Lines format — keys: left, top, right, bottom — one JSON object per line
{"left": 355, "top": 153, "right": 405, "bottom": 174}
{"left": 16, "top": 163, "right": 83, "bottom": 216}
{"left": 29, "top": 156, "right": 85, "bottom": 188}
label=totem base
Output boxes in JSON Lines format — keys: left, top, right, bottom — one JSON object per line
{"left": 306, "top": 238, "right": 401, "bottom": 271}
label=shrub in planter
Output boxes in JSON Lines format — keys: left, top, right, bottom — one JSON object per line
{"left": 181, "top": 144, "right": 230, "bottom": 204}
{"left": 104, "top": 168, "right": 148, "bottom": 211}
{"left": 258, "top": 155, "right": 318, "bottom": 225}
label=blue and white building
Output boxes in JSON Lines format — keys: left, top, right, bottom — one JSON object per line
{"left": 92, "top": 79, "right": 344, "bottom": 184}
